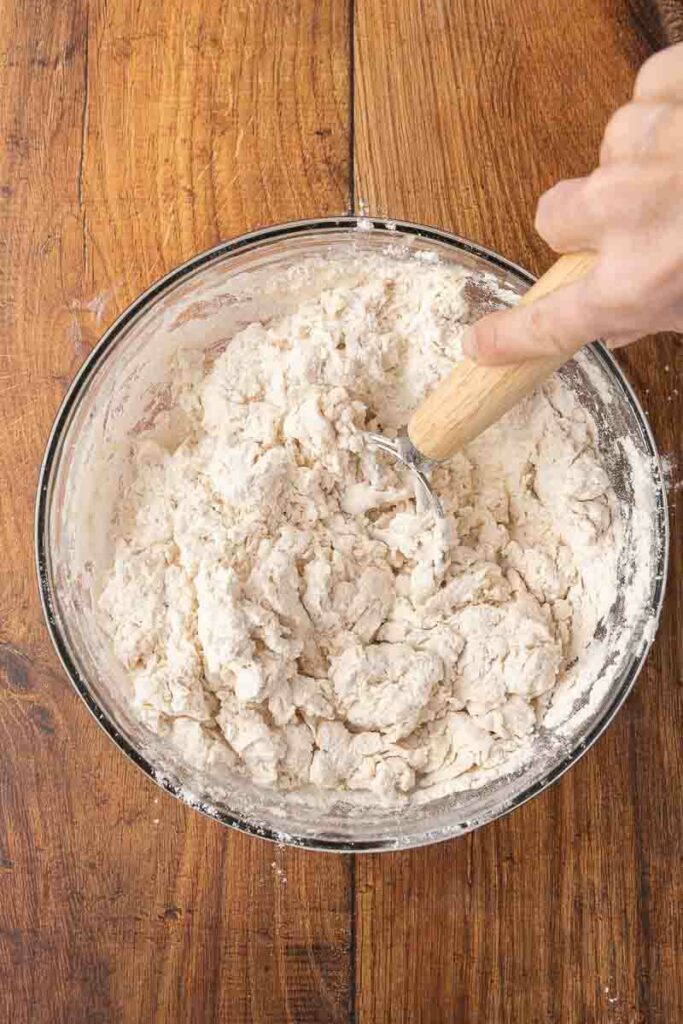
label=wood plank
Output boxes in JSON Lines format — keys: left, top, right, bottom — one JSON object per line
{"left": 354, "top": 2, "right": 682, "bottom": 1021}
{"left": 0, "top": 2, "right": 353, "bottom": 1022}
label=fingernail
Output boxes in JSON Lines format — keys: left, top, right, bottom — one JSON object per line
{"left": 461, "top": 327, "right": 478, "bottom": 360}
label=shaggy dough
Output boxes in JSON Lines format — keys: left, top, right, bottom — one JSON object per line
{"left": 99, "top": 256, "right": 618, "bottom": 803}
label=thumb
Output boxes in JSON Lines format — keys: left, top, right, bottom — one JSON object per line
{"left": 462, "top": 278, "right": 600, "bottom": 365}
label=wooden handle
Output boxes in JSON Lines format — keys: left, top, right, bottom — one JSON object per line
{"left": 407, "top": 251, "right": 597, "bottom": 461}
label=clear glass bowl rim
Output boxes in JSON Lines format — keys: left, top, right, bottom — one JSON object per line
{"left": 35, "top": 216, "right": 670, "bottom": 852}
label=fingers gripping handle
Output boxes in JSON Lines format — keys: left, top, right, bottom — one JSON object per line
{"left": 407, "top": 251, "right": 597, "bottom": 462}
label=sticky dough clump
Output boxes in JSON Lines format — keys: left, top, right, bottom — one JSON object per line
{"left": 99, "top": 255, "right": 618, "bottom": 804}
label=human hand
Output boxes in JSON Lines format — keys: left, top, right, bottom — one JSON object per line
{"left": 463, "top": 42, "right": 683, "bottom": 365}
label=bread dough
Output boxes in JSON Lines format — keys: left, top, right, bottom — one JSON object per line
{"left": 99, "top": 256, "right": 618, "bottom": 803}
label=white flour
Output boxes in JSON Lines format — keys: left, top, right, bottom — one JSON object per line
{"left": 99, "top": 256, "right": 621, "bottom": 805}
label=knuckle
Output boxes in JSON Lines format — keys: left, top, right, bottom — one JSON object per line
{"left": 602, "top": 101, "right": 682, "bottom": 163}
{"left": 534, "top": 179, "right": 587, "bottom": 246}
{"left": 534, "top": 190, "right": 559, "bottom": 241}
{"left": 634, "top": 42, "right": 683, "bottom": 100}
{"left": 634, "top": 53, "right": 659, "bottom": 98}
{"left": 468, "top": 318, "right": 497, "bottom": 358}
{"left": 581, "top": 165, "right": 662, "bottom": 226}
{"left": 473, "top": 307, "right": 531, "bottom": 361}
{"left": 473, "top": 314, "right": 508, "bottom": 359}
{"left": 582, "top": 168, "right": 620, "bottom": 222}
{"left": 600, "top": 103, "right": 636, "bottom": 161}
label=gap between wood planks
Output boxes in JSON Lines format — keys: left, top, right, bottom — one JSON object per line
{"left": 348, "top": 8, "right": 358, "bottom": 1022}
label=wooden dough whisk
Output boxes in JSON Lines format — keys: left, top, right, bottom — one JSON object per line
{"left": 366, "top": 252, "right": 595, "bottom": 515}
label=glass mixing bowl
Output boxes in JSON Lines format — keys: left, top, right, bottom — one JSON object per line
{"left": 36, "top": 218, "right": 669, "bottom": 851}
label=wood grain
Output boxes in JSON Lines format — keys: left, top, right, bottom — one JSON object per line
{"left": 0, "top": 2, "right": 352, "bottom": 1022}
{"left": 355, "top": 2, "right": 682, "bottom": 1022}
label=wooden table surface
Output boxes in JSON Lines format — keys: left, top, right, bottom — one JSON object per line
{"left": 1, "top": 2, "right": 681, "bottom": 1021}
